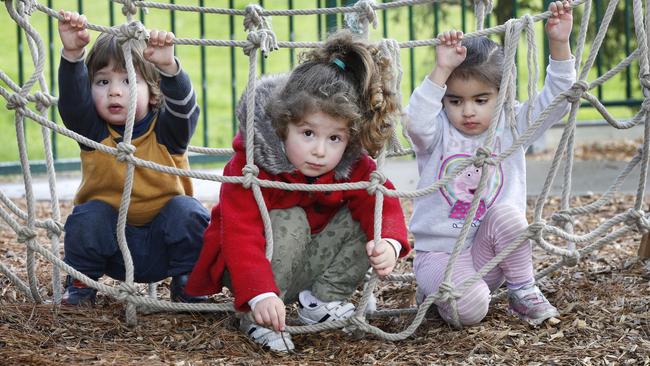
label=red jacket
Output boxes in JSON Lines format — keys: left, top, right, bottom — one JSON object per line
{"left": 185, "top": 133, "right": 410, "bottom": 311}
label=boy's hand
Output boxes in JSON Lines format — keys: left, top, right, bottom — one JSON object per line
{"left": 429, "top": 30, "right": 466, "bottom": 87}
{"left": 58, "top": 10, "right": 89, "bottom": 60}
{"left": 546, "top": 1, "right": 573, "bottom": 61}
{"left": 144, "top": 30, "right": 178, "bottom": 75}
{"left": 252, "top": 296, "right": 286, "bottom": 332}
{"left": 366, "top": 239, "right": 397, "bottom": 277}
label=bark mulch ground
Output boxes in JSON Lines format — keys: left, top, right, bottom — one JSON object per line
{"left": 1, "top": 139, "right": 649, "bottom": 365}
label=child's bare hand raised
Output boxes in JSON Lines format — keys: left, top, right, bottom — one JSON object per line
{"left": 545, "top": 1, "right": 573, "bottom": 60}
{"left": 58, "top": 10, "right": 89, "bottom": 60}
{"left": 366, "top": 239, "right": 397, "bottom": 277}
{"left": 252, "top": 296, "right": 286, "bottom": 332}
{"left": 429, "top": 30, "right": 466, "bottom": 87}
{"left": 144, "top": 30, "right": 177, "bottom": 75}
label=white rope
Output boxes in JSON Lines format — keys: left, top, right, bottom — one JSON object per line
{"left": 0, "top": 0, "right": 648, "bottom": 341}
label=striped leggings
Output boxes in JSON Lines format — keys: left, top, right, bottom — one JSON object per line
{"left": 413, "top": 204, "right": 534, "bottom": 325}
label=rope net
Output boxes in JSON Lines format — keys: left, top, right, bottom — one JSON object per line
{"left": 1, "top": 0, "right": 649, "bottom": 339}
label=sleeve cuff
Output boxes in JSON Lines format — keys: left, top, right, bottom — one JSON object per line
{"left": 548, "top": 55, "right": 576, "bottom": 74}
{"left": 248, "top": 292, "right": 278, "bottom": 311}
{"left": 60, "top": 48, "right": 85, "bottom": 63}
{"left": 156, "top": 57, "right": 182, "bottom": 78}
{"left": 384, "top": 238, "right": 402, "bottom": 259}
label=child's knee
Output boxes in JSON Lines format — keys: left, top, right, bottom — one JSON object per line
{"left": 162, "top": 196, "right": 209, "bottom": 224}
{"left": 484, "top": 204, "right": 527, "bottom": 228}
{"left": 438, "top": 283, "right": 491, "bottom": 326}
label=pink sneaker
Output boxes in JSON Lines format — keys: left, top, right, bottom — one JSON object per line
{"left": 507, "top": 284, "right": 559, "bottom": 326}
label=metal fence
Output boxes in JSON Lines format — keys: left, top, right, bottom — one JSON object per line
{"left": 2, "top": 0, "right": 643, "bottom": 174}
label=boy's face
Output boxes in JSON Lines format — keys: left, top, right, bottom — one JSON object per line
{"left": 284, "top": 110, "right": 349, "bottom": 178}
{"left": 443, "top": 76, "right": 498, "bottom": 136}
{"left": 91, "top": 61, "right": 152, "bottom": 126}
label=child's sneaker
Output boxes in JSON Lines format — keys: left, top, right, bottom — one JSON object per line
{"left": 61, "top": 275, "right": 97, "bottom": 306}
{"left": 297, "top": 291, "right": 356, "bottom": 325}
{"left": 170, "top": 274, "right": 209, "bottom": 303}
{"left": 507, "top": 284, "right": 559, "bottom": 326}
{"left": 239, "top": 318, "right": 294, "bottom": 352}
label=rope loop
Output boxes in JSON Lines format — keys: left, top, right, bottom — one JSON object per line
{"left": 243, "top": 4, "right": 265, "bottom": 32}
{"left": 366, "top": 170, "right": 387, "bottom": 195}
{"left": 437, "top": 281, "right": 461, "bottom": 302}
{"left": 6, "top": 93, "right": 28, "bottom": 111}
{"left": 116, "top": 142, "right": 136, "bottom": 162}
{"left": 32, "top": 91, "right": 56, "bottom": 112}
{"left": 520, "top": 13, "right": 534, "bottom": 28}
{"left": 17, "top": 227, "right": 37, "bottom": 243}
{"left": 116, "top": 21, "right": 149, "bottom": 45}
{"left": 566, "top": 80, "right": 589, "bottom": 103}
{"left": 244, "top": 29, "right": 278, "bottom": 58}
{"left": 241, "top": 164, "right": 259, "bottom": 189}
{"left": 344, "top": 0, "right": 378, "bottom": 35}
{"left": 527, "top": 220, "right": 546, "bottom": 243}
{"left": 116, "top": 282, "right": 138, "bottom": 302}
{"left": 563, "top": 250, "right": 581, "bottom": 267}
{"left": 121, "top": 0, "right": 139, "bottom": 17}
{"left": 551, "top": 211, "right": 573, "bottom": 226}
{"left": 473, "top": 0, "right": 494, "bottom": 14}
{"left": 641, "top": 98, "right": 650, "bottom": 113}
{"left": 473, "top": 146, "right": 494, "bottom": 167}
{"left": 627, "top": 208, "right": 650, "bottom": 233}
{"left": 43, "top": 219, "right": 64, "bottom": 238}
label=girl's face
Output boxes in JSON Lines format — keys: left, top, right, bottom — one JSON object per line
{"left": 443, "top": 76, "right": 498, "bottom": 136}
{"left": 284, "top": 110, "right": 349, "bottom": 177}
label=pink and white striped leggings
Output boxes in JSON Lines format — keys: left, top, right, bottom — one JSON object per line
{"left": 413, "top": 204, "right": 534, "bottom": 325}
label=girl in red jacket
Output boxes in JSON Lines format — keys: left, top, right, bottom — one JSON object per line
{"left": 186, "top": 30, "right": 410, "bottom": 352}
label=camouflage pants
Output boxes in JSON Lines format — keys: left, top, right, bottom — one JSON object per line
{"left": 269, "top": 207, "right": 370, "bottom": 304}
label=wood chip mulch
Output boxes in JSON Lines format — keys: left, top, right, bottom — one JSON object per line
{"left": 1, "top": 193, "right": 650, "bottom": 365}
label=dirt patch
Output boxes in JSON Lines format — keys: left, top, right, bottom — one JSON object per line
{"left": 1, "top": 196, "right": 650, "bottom": 365}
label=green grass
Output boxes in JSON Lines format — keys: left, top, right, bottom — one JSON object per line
{"left": 0, "top": 0, "right": 641, "bottom": 164}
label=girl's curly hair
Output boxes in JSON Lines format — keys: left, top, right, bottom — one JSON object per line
{"left": 266, "top": 30, "right": 399, "bottom": 158}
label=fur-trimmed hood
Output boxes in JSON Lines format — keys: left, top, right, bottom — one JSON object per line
{"left": 235, "top": 74, "right": 362, "bottom": 180}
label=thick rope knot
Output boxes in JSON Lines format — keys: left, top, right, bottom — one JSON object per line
{"left": 520, "top": 14, "right": 534, "bottom": 28}
{"left": 244, "top": 29, "right": 278, "bottom": 58}
{"left": 17, "top": 0, "right": 37, "bottom": 16}
{"left": 473, "top": 146, "right": 494, "bottom": 167}
{"left": 551, "top": 211, "right": 573, "bottom": 226}
{"left": 116, "top": 21, "right": 149, "bottom": 45}
{"left": 345, "top": 0, "right": 378, "bottom": 35}
{"left": 116, "top": 142, "right": 136, "bottom": 162}
{"left": 241, "top": 164, "right": 259, "bottom": 189}
{"left": 563, "top": 249, "right": 581, "bottom": 267}
{"left": 6, "top": 93, "right": 28, "bottom": 111}
{"left": 366, "top": 171, "right": 386, "bottom": 195}
{"left": 566, "top": 80, "right": 589, "bottom": 104}
{"left": 43, "top": 219, "right": 64, "bottom": 238}
{"left": 17, "top": 227, "right": 37, "bottom": 243}
{"left": 116, "top": 282, "right": 138, "bottom": 302}
{"left": 243, "top": 4, "right": 266, "bottom": 32}
{"left": 437, "top": 281, "right": 461, "bottom": 303}
{"left": 527, "top": 220, "right": 546, "bottom": 243}
{"left": 626, "top": 208, "right": 650, "bottom": 233}
{"left": 32, "top": 91, "right": 56, "bottom": 112}
{"left": 121, "top": 0, "right": 139, "bottom": 17}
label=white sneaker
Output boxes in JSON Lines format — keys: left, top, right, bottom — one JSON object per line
{"left": 297, "top": 292, "right": 356, "bottom": 325}
{"left": 239, "top": 318, "right": 294, "bottom": 352}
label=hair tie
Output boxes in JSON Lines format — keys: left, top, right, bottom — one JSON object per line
{"left": 332, "top": 58, "right": 346, "bottom": 70}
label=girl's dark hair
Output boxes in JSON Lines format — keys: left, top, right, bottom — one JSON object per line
{"left": 449, "top": 36, "right": 504, "bottom": 89}
{"left": 266, "top": 29, "right": 399, "bottom": 158}
{"left": 86, "top": 32, "right": 163, "bottom": 109}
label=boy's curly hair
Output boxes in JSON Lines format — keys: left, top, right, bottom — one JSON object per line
{"left": 85, "top": 32, "right": 163, "bottom": 109}
{"left": 266, "top": 30, "right": 399, "bottom": 158}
